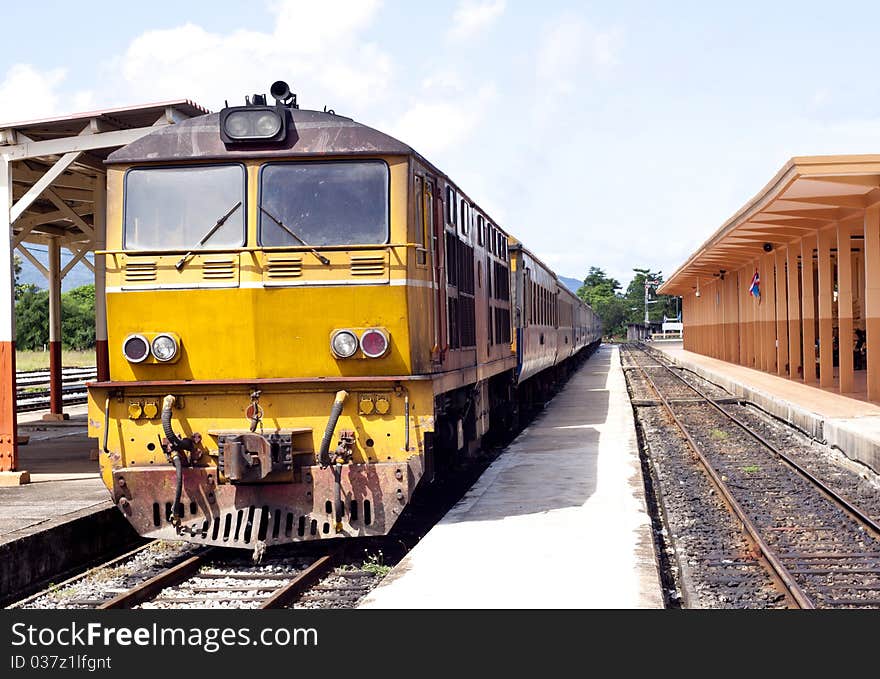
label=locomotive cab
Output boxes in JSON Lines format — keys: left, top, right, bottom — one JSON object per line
{"left": 88, "top": 83, "right": 431, "bottom": 548}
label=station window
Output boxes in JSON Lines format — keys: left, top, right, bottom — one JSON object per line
{"left": 477, "top": 215, "right": 485, "bottom": 246}
{"left": 460, "top": 201, "right": 469, "bottom": 236}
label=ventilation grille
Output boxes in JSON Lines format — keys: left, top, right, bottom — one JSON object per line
{"left": 124, "top": 261, "right": 157, "bottom": 282}
{"left": 152, "top": 499, "right": 373, "bottom": 545}
{"left": 202, "top": 259, "right": 235, "bottom": 280}
{"left": 350, "top": 255, "right": 385, "bottom": 276}
{"left": 266, "top": 256, "right": 303, "bottom": 278}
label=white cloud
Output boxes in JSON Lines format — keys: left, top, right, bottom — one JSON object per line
{"left": 0, "top": 64, "right": 68, "bottom": 124}
{"left": 448, "top": 0, "right": 506, "bottom": 41}
{"left": 536, "top": 16, "right": 622, "bottom": 98}
{"left": 115, "top": 1, "right": 390, "bottom": 113}
{"left": 389, "top": 83, "right": 497, "bottom": 158}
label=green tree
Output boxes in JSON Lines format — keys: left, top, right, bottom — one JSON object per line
{"left": 62, "top": 283, "right": 96, "bottom": 350}
{"left": 14, "top": 283, "right": 96, "bottom": 350}
{"left": 624, "top": 269, "right": 680, "bottom": 326}
{"left": 576, "top": 267, "right": 629, "bottom": 338}
{"left": 15, "top": 285, "right": 49, "bottom": 350}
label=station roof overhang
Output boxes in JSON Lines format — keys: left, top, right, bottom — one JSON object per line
{"left": 659, "top": 155, "right": 880, "bottom": 296}
{"left": 0, "top": 100, "right": 209, "bottom": 259}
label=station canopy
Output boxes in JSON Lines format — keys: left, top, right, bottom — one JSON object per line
{"left": 1, "top": 100, "right": 209, "bottom": 258}
{"left": 659, "top": 155, "right": 880, "bottom": 296}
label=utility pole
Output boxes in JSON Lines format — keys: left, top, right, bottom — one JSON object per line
{"left": 644, "top": 278, "right": 660, "bottom": 325}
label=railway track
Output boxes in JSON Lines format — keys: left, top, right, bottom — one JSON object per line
{"left": 9, "top": 540, "right": 387, "bottom": 610}
{"left": 15, "top": 366, "right": 95, "bottom": 412}
{"left": 623, "top": 342, "right": 880, "bottom": 609}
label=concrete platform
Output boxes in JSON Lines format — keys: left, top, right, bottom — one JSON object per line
{"left": 359, "top": 345, "right": 664, "bottom": 609}
{"left": 650, "top": 341, "right": 880, "bottom": 474}
{"left": 0, "top": 405, "right": 137, "bottom": 605}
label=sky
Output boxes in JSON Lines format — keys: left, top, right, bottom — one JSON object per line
{"left": 5, "top": 0, "right": 880, "bottom": 291}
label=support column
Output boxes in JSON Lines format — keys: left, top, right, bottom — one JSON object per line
{"left": 817, "top": 228, "right": 835, "bottom": 388}
{"left": 775, "top": 247, "right": 788, "bottom": 376}
{"left": 0, "top": 158, "right": 24, "bottom": 482}
{"left": 93, "top": 178, "right": 108, "bottom": 381}
{"left": 865, "top": 206, "right": 880, "bottom": 401}
{"left": 787, "top": 243, "right": 802, "bottom": 380}
{"left": 801, "top": 235, "right": 817, "bottom": 383}
{"left": 761, "top": 255, "right": 776, "bottom": 372}
{"left": 47, "top": 237, "right": 63, "bottom": 416}
{"left": 837, "top": 223, "right": 854, "bottom": 394}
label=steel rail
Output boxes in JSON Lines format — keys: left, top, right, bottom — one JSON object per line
{"left": 639, "top": 344, "right": 880, "bottom": 538}
{"left": 98, "top": 549, "right": 214, "bottom": 609}
{"left": 7, "top": 541, "right": 156, "bottom": 609}
{"left": 623, "top": 344, "right": 813, "bottom": 608}
{"left": 259, "top": 553, "right": 337, "bottom": 609}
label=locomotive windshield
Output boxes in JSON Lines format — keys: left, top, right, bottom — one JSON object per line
{"left": 123, "top": 164, "right": 245, "bottom": 250}
{"left": 259, "top": 160, "right": 389, "bottom": 247}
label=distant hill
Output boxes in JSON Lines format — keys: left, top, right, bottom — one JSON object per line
{"left": 558, "top": 276, "right": 582, "bottom": 294}
{"left": 17, "top": 247, "right": 94, "bottom": 292}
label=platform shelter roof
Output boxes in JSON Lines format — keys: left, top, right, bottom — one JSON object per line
{"left": 659, "top": 155, "right": 880, "bottom": 296}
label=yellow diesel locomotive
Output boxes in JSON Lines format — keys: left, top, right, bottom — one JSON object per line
{"left": 87, "top": 82, "right": 600, "bottom": 550}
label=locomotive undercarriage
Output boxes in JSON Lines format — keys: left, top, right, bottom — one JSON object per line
{"left": 111, "top": 455, "right": 424, "bottom": 548}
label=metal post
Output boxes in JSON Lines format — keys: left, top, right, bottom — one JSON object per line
{"left": 93, "top": 177, "right": 108, "bottom": 381}
{"left": 48, "top": 237, "right": 63, "bottom": 416}
{"left": 864, "top": 206, "right": 880, "bottom": 401}
{"left": 0, "top": 158, "right": 24, "bottom": 482}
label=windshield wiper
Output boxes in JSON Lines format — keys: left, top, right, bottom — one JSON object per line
{"left": 175, "top": 201, "right": 243, "bottom": 271}
{"left": 259, "top": 205, "right": 330, "bottom": 266}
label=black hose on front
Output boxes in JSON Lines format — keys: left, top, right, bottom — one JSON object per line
{"left": 161, "top": 394, "right": 183, "bottom": 450}
{"left": 162, "top": 394, "right": 184, "bottom": 522}
{"left": 172, "top": 453, "right": 183, "bottom": 521}
{"left": 318, "top": 391, "right": 349, "bottom": 467}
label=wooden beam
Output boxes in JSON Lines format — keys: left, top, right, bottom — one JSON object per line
{"left": 10, "top": 152, "right": 81, "bottom": 223}
{"left": 801, "top": 175, "right": 880, "bottom": 188}
{"left": 15, "top": 244, "right": 48, "bottom": 279}
{"left": 1, "top": 127, "right": 160, "bottom": 161}
{"left": 783, "top": 194, "right": 868, "bottom": 208}
{"left": 44, "top": 189, "right": 95, "bottom": 239}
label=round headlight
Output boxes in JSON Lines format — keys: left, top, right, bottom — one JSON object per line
{"left": 123, "top": 334, "right": 150, "bottom": 363}
{"left": 255, "top": 112, "right": 281, "bottom": 137}
{"left": 224, "top": 111, "right": 252, "bottom": 138}
{"left": 151, "top": 334, "right": 179, "bottom": 362}
{"left": 331, "top": 330, "right": 359, "bottom": 359}
{"left": 360, "top": 329, "right": 389, "bottom": 358}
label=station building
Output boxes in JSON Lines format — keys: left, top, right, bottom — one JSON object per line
{"left": 659, "top": 155, "right": 880, "bottom": 403}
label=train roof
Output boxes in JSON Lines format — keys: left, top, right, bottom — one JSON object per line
{"left": 106, "top": 109, "right": 414, "bottom": 164}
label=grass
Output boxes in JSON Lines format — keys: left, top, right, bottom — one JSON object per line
{"left": 709, "top": 429, "right": 729, "bottom": 440}
{"left": 742, "top": 465, "right": 760, "bottom": 474}
{"left": 15, "top": 349, "right": 95, "bottom": 371}
{"left": 361, "top": 551, "right": 392, "bottom": 577}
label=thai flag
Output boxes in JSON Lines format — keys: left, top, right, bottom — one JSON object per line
{"left": 749, "top": 269, "right": 760, "bottom": 298}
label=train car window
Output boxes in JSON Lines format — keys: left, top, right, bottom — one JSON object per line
{"left": 414, "top": 177, "right": 424, "bottom": 245}
{"left": 446, "top": 187, "right": 456, "bottom": 226}
{"left": 259, "top": 160, "right": 389, "bottom": 246}
{"left": 425, "top": 180, "right": 436, "bottom": 253}
{"left": 415, "top": 176, "right": 427, "bottom": 266}
{"left": 124, "top": 164, "right": 245, "bottom": 250}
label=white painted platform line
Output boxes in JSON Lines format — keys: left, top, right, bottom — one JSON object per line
{"left": 359, "top": 345, "right": 664, "bottom": 609}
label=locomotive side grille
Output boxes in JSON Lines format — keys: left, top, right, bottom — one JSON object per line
{"left": 350, "top": 254, "right": 385, "bottom": 276}
{"left": 124, "top": 261, "right": 157, "bottom": 282}
{"left": 202, "top": 258, "right": 235, "bottom": 280}
{"left": 266, "top": 255, "right": 303, "bottom": 278}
